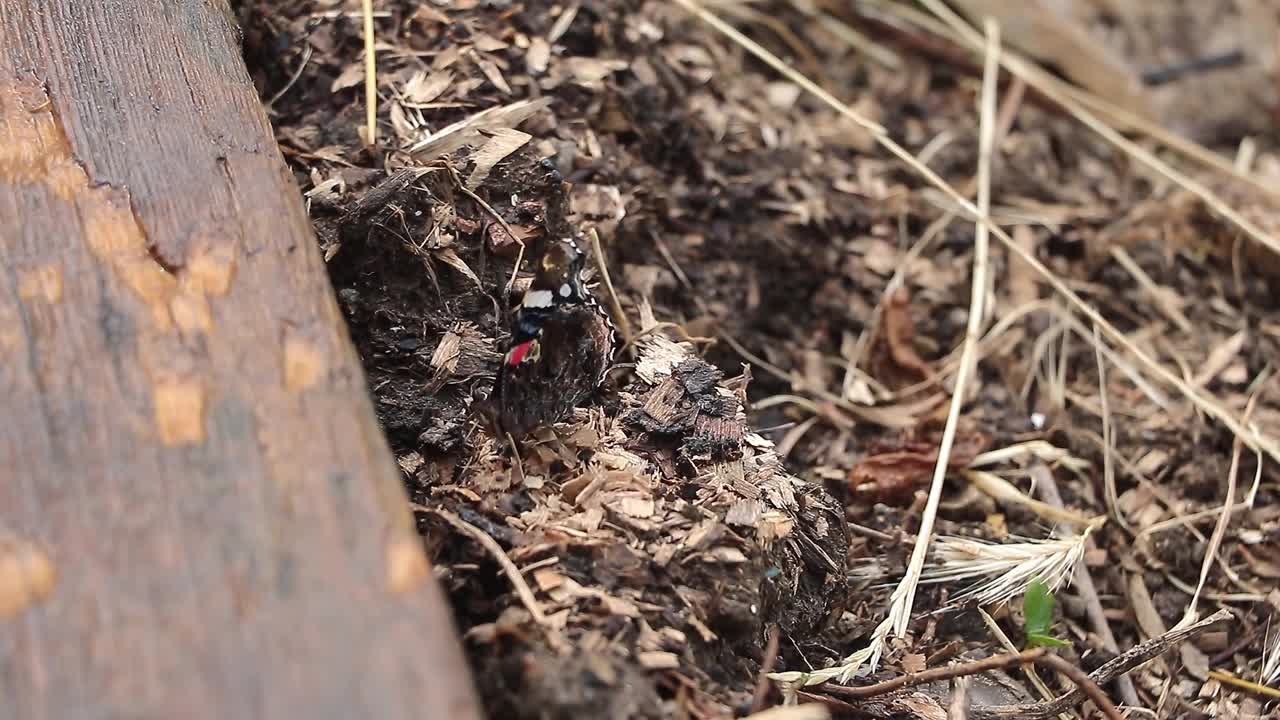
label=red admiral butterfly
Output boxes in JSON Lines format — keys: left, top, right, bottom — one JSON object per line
{"left": 493, "top": 238, "right": 617, "bottom": 436}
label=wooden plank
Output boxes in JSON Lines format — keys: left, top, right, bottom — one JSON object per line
{"left": 0, "top": 2, "right": 480, "bottom": 718}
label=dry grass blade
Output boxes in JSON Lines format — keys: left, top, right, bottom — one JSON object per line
{"left": 856, "top": 0, "right": 1277, "bottom": 200}
{"left": 878, "top": 7, "right": 1000, "bottom": 645}
{"left": 587, "top": 227, "right": 634, "bottom": 355}
{"left": 1266, "top": 627, "right": 1280, "bottom": 685}
{"left": 977, "top": 608, "right": 1061, "bottom": 708}
{"left": 920, "top": 531, "right": 1091, "bottom": 606}
{"left": 969, "top": 440, "right": 1088, "bottom": 473}
{"left": 360, "top": 0, "right": 377, "bottom": 144}
{"left": 1179, "top": 390, "right": 1261, "bottom": 628}
{"left": 773, "top": 19, "right": 1001, "bottom": 687}
{"left": 1093, "top": 324, "right": 1126, "bottom": 530}
{"left": 1207, "top": 670, "right": 1280, "bottom": 700}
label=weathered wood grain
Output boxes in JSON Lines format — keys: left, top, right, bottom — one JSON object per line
{"left": 0, "top": 2, "right": 480, "bottom": 718}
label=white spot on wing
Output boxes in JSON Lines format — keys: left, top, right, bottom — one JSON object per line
{"left": 559, "top": 283, "right": 572, "bottom": 297}
{"left": 522, "top": 289, "right": 554, "bottom": 308}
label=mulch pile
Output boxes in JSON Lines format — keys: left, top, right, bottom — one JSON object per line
{"left": 236, "top": 0, "right": 1280, "bottom": 716}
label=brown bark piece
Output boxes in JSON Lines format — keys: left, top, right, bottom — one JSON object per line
{"left": 0, "top": 3, "right": 479, "bottom": 719}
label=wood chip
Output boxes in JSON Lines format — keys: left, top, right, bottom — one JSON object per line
{"left": 636, "top": 651, "right": 680, "bottom": 670}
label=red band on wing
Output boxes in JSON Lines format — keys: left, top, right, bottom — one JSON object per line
{"left": 507, "top": 339, "right": 534, "bottom": 366}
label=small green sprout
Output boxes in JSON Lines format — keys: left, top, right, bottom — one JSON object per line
{"left": 1023, "top": 577, "right": 1071, "bottom": 649}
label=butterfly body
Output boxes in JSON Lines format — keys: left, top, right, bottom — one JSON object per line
{"left": 493, "top": 239, "right": 616, "bottom": 435}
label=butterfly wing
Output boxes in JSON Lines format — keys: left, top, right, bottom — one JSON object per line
{"left": 494, "top": 305, "right": 612, "bottom": 436}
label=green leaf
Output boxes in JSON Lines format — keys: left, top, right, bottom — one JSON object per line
{"left": 1023, "top": 577, "right": 1055, "bottom": 637}
{"left": 1026, "top": 632, "right": 1072, "bottom": 649}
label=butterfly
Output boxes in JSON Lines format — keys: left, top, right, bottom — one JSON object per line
{"left": 492, "top": 238, "right": 616, "bottom": 436}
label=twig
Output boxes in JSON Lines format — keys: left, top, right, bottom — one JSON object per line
{"left": 819, "top": 649, "right": 1122, "bottom": 720}
{"left": 411, "top": 503, "right": 548, "bottom": 626}
{"left": 1031, "top": 464, "right": 1141, "bottom": 708}
{"left": 360, "top": 0, "right": 377, "bottom": 145}
{"left": 822, "top": 648, "right": 1046, "bottom": 699}
{"left": 969, "top": 609, "right": 1231, "bottom": 719}
{"left": 1033, "top": 654, "right": 1123, "bottom": 720}
{"left": 587, "top": 227, "right": 634, "bottom": 357}
{"left": 1207, "top": 670, "right": 1280, "bottom": 700}
{"left": 751, "top": 624, "right": 781, "bottom": 713}
{"left": 444, "top": 163, "right": 527, "bottom": 296}
{"left": 266, "top": 44, "right": 313, "bottom": 108}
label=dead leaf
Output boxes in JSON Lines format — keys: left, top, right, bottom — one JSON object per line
{"left": 472, "top": 33, "right": 508, "bottom": 52}
{"left": 330, "top": 63, "right": 364, "bottom": 92}
{"left": 1239, "top": 545, "right": 1280, "bottom": 579}
{"left": 564, "top": 57, "right": 629, "bottom": 84}
{"left": 434, "top": 248, "right": 483, "bottom": 290}
{"left": 873, "top": 287, "right": 931, "bottom": 386}
{"left": 408, "top": 98, "right": 550, "bottom": 162}
{"left": 547, "top": 4, "right": 579, "bottom": 43}
{"left": 472, "top": 52, "right": 511, "bottom": 94}
{"left": 610, "top": 496, "right": 655, "bottom": 518}
{"left": 402, "top": 69, "right": 453, "bottom": 104}
{"left": 900, "top": 653, "right": 927, "bottom": 674}
{"left": 1192, "top": 329, "right": 1247, "bottom": 388}
{"left": 1126, "top": 573, "right": 1166, "bottom": 640}
{"left": 849, "top": 429, "right": 989, "bottom": 505}
{"left": 466, "top": 128, "right": 532, "bottom": 190}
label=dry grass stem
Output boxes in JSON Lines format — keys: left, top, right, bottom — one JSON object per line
{"left": 964, "top": 470, "right": 1095, "bottom": 526}
{"left": 1093, "top": 324, "right": 1126, "bottom": 530}
{"left": 773, "top": 18, "right": 1002, "bottom": 683}
{"left": 878, "top": 13, "right": 1001, "bottom": 667}
{"left": 969, "top": 440, "right": 1089, "bottom": 474}
{"left": 412, "top": 503, "right": 549, "bottom": 627}
{"left": 360, "top": 0, "right": 377, "bottom": 144}
{"left": 1108, "top": 247, "right": 1193, "bottom": 334}
{"left": 1179, "top": 390, "right": 1261, "bottom": 628}
{"left": 977, "top": 608, "right": 1063, "bottom": 711}
{"left": 1206, "top": 670, "right": 1280, "bottom": 700}
{"left": 587, "top": 227, "right": 634, "bottom": 356}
